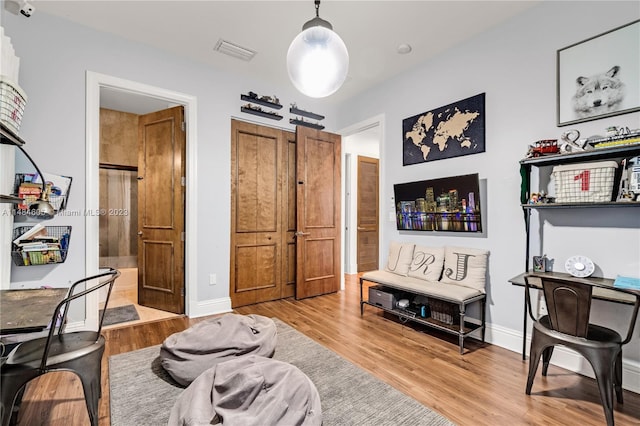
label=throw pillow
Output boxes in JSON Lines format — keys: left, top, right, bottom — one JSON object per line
{"left": 407, "top": 245, "right": 445, "bottom": 281}
{"left": 440, "top": 246, "right": 489, "bottom": 291}
{"left": 384, "top": 241, "right": 415, "bottom": 276}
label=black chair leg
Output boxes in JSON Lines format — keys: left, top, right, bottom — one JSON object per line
{"left": 586, "top": 349, "right": 616, "bottom": 426}
{"left": 614, "top": 350, "right": 623, "bottom": 404}
{"left": 0, "top": 379, "right": 27, "bottom": 426}
{"left": 595, "top": 372, "right": 615, "bottom": 426}
{"left": 541, "top": 346, "right": 554, "bottom": 376}
{"left": 77, "top": 362, "right": 103, "bottom": 426}
{"left": 526, "top": 333, "right": 544, "bottom": 395}
{"left": 1, "top": 368, "right": 41, "bottom": 426}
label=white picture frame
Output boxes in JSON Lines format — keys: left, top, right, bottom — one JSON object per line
{"left": 557, "top": 20, "right": 640, "bottom": 127}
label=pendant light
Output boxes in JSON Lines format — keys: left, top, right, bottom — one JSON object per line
{"left": 287, "top": 0, "right": 349, "bottom": 98}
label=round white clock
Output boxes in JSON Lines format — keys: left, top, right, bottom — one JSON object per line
{"left": 564, "top": 255, "right": 595, "bottom": 278}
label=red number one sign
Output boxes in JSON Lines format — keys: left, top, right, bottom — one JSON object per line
{"left": 574, "top": 170, "right": 590, "bottom": 191}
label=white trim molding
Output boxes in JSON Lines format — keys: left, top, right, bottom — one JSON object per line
{"left": 188, "top": 297, "right": 233, "bottom": 319}
{"left": 338, "top": 114, "right": 385, "bottom": 290}
{"left": 85, "top": 71, "right": 198, "bottom": 328}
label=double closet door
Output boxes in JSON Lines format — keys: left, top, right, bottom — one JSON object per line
{"left": 230, "top": 119, "right": 341, "bottom": 308}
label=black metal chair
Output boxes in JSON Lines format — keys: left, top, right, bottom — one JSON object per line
{"left": 524, "top": 275, "right": 639, "bottom": 426}
{"left": 0, "top": 268, "right": 120, "bottom": 426}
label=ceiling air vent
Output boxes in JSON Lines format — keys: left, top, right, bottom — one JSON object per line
{"left": 214, "top": 39, "right": 256, "bottom": 62}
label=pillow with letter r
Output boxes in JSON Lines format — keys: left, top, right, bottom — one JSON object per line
{"left": 384, "top": 241, "right": 415, "bottom": 276}
{"left": 440, "top": 246, "right": 489, "bottom": 292}
{"left": 407, "top": 245, "right": 445, "bottom": 281}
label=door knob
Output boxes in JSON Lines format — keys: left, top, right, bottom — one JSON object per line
{"left": 295, "top": 231, "right": 310, "bottom": 236}
{"left": 137, "top": 231, "right": 143, "bottom": 236}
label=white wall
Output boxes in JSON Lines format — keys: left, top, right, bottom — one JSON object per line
{"left": 1, "top": 11, "right": 336, "bottom": 305}
{"left": 3, "top": 0, "right": 640, "bottom": 389}
{"left": 335, "top": 1, "right": 640, "bottom": 386}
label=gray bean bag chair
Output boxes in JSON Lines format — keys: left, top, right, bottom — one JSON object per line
{"left": 160, "top": 313, "right": 277, "bottom": 386}
{"left": 168, "top": 355, "right": 322, "bottom": 426}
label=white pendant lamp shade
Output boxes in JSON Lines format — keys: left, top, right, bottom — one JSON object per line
{"left": 287, "top": 2, "right": 349, "bottom": 98}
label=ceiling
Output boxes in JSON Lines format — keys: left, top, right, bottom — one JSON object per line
{"left": 28, "top": 1, "right": 539, "bottom": 107}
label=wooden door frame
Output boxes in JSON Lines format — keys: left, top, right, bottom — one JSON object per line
{"left": 338, "top": 115, "right": 385, "bottom": 290}
{"left": 85, "top": 72, "right": 198, "bottom": 329}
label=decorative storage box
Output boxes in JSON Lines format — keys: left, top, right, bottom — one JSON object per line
{"left": 0, "top": 76, "right": 27, "bottom": 134}
{"left": 552, "top": 161, "right": 617, "bottom": 203}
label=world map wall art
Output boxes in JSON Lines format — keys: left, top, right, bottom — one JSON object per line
{"left": 402, "top": 93, "right": 486, "bottom": 166}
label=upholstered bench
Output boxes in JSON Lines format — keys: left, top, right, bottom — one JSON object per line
{"left": 360, "top": 242, "right": 488, "bottom": 353}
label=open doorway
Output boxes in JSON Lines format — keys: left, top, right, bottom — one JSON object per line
{"left": 98, "top": 94, "right": 182, "bottom": 325}
{"left": 85, "top": 72, "right": 198, "bottom": 330}
{"left": 341, "top": 116, "right": 383, "bottom": 278}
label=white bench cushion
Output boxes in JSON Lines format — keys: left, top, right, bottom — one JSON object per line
{"left": 361, "top": 270, "right": 483, "bottom": 303}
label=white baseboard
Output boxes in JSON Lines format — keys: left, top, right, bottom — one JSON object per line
{"left": 187, "top": 297, "right": 233, "bottom": 318}
{"left": 485, "top": 322, "right": 640, "bottom": 394}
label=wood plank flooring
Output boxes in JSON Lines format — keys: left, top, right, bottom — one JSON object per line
{"left": 101, "top": 267, "right": 178, "bottom": 327}
{"left": 12, "top": 275, "right": 640, "bottom": 425}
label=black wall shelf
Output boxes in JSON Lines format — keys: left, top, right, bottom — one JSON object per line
{"left": 240, "top": 94, "right": 282, "bottom": 110}
{"left": 522, "top": 202, "right": 640, "bottom": 209}
{"left": 290, "top": 106, "right": 324, "bottom": 121}
{"left": 520, "top": 144, "right": 640, "bottom": 166}
{"left": 241, "top": 106, "right": 283, "bottom": 121}
{"left": 289, "top": 118, "right": 324, "bottom": 130}
{"left": 520, "top": 142, "right": 640, "bottom": 274}
{"left": 1, "top": 123, "right": 25, "bottom": 146}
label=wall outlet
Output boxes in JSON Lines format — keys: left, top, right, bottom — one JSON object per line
{"left": 209, "top": 273, "right": 216, "bottom": 285}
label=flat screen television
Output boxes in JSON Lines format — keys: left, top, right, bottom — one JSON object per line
{"left": 394, "top": 173, "right": 482, "bottom": 232}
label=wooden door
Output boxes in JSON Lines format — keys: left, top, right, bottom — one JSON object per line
{"left": 282, "top": 132, "right": 297, "bottom": 298}
{"left": 357, "top": 156, "right": 379, "bottom": 272}
{"left": 295, "top": 126, "right": 341, "bottom": 299}
{"left": 230, "top": 120, "right": 295, "bottom": 307}
{"left": 137, "top": 106, "right": 185, "bottom": 314}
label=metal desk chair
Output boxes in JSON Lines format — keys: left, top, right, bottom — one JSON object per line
{"left": 524, "top": 275, "right": 639, "bottom": 426}
{"left": 0, "top": 268, "right": 120, "bottom": 426}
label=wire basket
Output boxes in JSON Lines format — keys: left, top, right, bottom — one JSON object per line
{"left": 12, "top": 226, "right": 72, "bottom": 266}
{"left": 13, "top": 173, "right": 72, "bottom": 213}
{"left": 553, "top": 161, "right": 618, "bottom": 203}
{"left": 429, "top": 299, "right": 459, "bottom": 325}
{"left": 0, "top": 77, "right": 27, "bottom": 134}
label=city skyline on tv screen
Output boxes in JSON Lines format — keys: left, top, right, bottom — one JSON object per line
{"left": 393, "top": 173, "right": 482, "bottom": 232}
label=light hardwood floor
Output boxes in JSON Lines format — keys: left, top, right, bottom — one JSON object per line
{"left": 102, "top": 267, "right": 179, "bottom": 328}
{"left": 13, "top": 275, "right": 640, "bottom": 425}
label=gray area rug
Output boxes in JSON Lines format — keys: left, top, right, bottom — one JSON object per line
{"left": 109, "top": 318, "right": 454, "bottom": 426}
{"left": 101, "top": 304, "right": 140, "bottom": 326}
